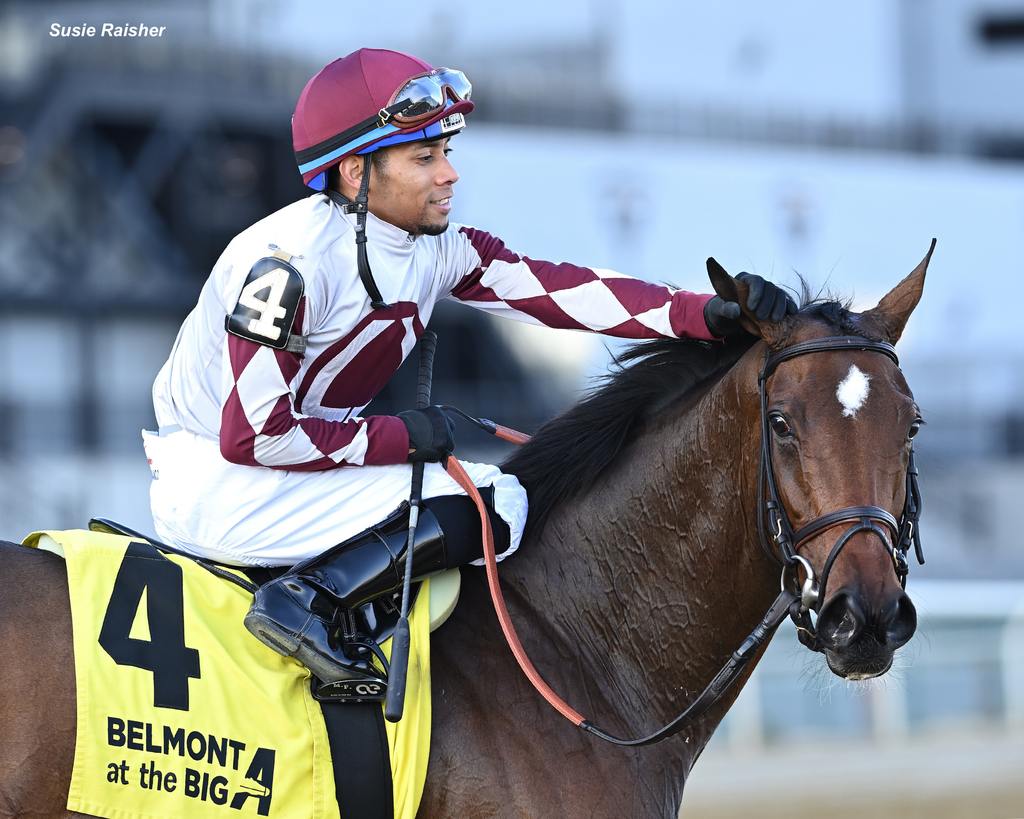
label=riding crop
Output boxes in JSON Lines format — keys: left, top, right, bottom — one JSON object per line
{"left": 384, "top": 330, "right": 437, "bottom": 723}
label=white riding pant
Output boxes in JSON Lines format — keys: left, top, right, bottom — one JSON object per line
{"left": 143, "top": 429, "right": 528, "bottom": 568}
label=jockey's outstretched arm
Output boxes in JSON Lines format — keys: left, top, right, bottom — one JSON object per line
{"left": 443, "top": 226, "right": 720, "bottom": 342}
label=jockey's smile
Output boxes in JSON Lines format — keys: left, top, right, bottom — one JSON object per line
{"left": 337, "top": 137, "right": 459, "bottom": 238}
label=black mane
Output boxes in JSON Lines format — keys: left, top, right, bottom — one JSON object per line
{"left": 502, "top": 294, "right": 863, "bottom": 540}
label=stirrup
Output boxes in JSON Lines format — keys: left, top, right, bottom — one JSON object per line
{"left": 311, "top": 614, "right": 391, "bottom": 703}
{"left": 245, "top": 501, "right": 454, "bottom": 699}
{"left": 312, "top": 662, "right": 389, "bottom": 703}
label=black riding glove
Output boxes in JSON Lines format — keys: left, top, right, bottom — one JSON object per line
{"left": 703, "top": 273, "right": 798, "bottom": 336}
{"left": 398, "top": 405, "right": 456, "bottom": 463}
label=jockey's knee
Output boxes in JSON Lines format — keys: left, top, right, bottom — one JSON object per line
{"left": 422, "top": 486, "right": 510, "bottom": 567}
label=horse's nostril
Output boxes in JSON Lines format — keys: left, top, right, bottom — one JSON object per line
{"left": 816, "top": 592, "right": 866, "bottom": 650}
{"left": 878, "top": 592, "right": 917, "bottom": 649}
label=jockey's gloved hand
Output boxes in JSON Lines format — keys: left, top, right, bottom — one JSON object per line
{"left": 704, "top": 273, "right": 797, "bottom": 336}
{"left": 398, "top": 405, "right": 456, "bottom": 463}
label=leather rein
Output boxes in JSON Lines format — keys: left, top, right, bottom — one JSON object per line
{"left": 441, "top": 335, "right": 925, "bottom": 747}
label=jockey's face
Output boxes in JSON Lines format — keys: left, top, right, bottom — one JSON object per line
{"left": 345, "top": 138, "right": 459, "bottom": 237}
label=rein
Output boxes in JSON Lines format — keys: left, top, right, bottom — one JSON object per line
{"left": 442, "top": 334, "right": 924, "bottom": 746}
{"left": 444, "top": 455, "right": 799, "bottom": 747}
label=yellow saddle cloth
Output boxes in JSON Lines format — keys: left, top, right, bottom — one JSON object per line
{"left": 23, "top": 529, "right": 435, "bottom": 819}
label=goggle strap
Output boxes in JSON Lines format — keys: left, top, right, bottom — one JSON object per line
{"left": 295, "top": 99, "right": 410, "bottom": 167}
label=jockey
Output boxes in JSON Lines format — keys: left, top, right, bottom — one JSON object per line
{"left": 145, "top": 48, "right": 796, "bottom": 691}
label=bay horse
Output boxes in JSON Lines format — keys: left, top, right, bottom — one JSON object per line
{"left": 0, "top": 249, "right": 930, "bottom": 818}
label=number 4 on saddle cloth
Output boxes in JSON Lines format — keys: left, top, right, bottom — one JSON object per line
{"left": 20, "top": 525, "right": 460, "bottom": 819}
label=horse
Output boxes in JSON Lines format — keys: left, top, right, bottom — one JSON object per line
{"left": 0, "top": 248, "right": 931, "bottom": 818}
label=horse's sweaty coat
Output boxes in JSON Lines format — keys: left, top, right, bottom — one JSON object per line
{"left": 22, "top": 530, "right": 434, "bottom": 819}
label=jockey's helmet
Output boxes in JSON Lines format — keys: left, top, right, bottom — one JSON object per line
{"left": 292, "top": 48, "right": 474, "bottom": 191}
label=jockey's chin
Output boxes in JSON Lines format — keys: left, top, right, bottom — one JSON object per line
{"left": 415, "top": 217, "right": 451, "bottom": 237}
{"left": 369, "top": 193, "right": 452, "bottom": 237}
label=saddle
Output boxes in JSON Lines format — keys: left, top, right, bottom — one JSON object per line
{"left": 86, "top": 517, "right": 462, "bottom": 701}
{"left": 89, "top": 518, "right": 460, "bottom": 704}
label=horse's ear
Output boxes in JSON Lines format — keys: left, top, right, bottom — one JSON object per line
{"left": 706, "top": 257, "right": 787, "bottom": 345}
{"left": 706, "top": 257, "right": 740, "bottom": 303}
{"left": 860, "top": 239, "right": 935, "bottom": 345}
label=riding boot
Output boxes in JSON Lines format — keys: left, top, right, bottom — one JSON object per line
{"left": 244, "top": 504, "right": 447, "bottom": 685}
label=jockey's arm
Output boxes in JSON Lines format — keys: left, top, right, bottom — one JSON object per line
{"left": 444, "top": 227, "right": 717, "bottom": 341}
{"left": 219, "top": 330, "right": 410, "bottom": 470}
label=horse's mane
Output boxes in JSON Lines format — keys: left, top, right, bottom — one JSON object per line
{"left": 502, "top": 288, "right": 861, "bottom": 540}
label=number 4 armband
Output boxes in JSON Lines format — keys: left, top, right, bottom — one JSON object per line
{"left": 225, "top": 248, "right": 307, "bottom": 353}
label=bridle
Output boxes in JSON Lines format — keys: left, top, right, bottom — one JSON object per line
{"left": 755, "top": 336, "right": 925, "bottom": 652}
{"left": 445, "top": 333, "right": 926, "bottom": 746}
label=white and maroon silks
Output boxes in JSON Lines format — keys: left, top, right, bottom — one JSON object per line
{"left": 148, "top": 193, "right": 716, "bottom": 566}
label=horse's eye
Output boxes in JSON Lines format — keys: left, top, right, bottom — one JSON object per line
{"left": 908, "top": 419, "right": 924, "bottom": 440}
{"left": 769, "top": 413, "right": 793, "bottom": 438}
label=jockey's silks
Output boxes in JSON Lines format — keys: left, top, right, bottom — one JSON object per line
{"left": 147, "top": 192, "right": 715, "bottom": 566}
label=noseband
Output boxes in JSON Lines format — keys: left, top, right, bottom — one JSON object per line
{"left": 755, "top": 336, "right": 925, "bottom": 651}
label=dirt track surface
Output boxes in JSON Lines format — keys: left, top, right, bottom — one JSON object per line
{"left": 681, "top": 729, "right": 1024, "bottom": 819}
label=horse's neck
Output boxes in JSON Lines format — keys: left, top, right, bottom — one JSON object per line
{"left": 502, "top": 351, "right": 775, "bottom": 765}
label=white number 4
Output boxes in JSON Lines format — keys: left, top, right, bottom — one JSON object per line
{"left": 238, "top": 268, "right": 290, "bottom": 341}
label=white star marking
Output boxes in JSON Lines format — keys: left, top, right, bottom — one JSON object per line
{"left": 836, "top": 364, "right": 871, "bottom": 418}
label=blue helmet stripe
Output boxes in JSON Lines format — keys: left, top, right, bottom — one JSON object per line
{"left": 297, "top": 121, "right": 402, "bottom": 174}
{"left": 355, "top": 119, "right": 450, "bottom": 153}
{"left": 301, "top": 102, "right": 466, "bottom": 190}
{"left": 300, "top": 102, "right": 466, "bottom": 174}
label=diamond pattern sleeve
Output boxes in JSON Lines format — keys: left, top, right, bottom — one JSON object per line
{"left": 219, "top": 298, "right": 410, "bottom": 470}
{"left": 448, "top": 227, "right": 716, "bottom": 341}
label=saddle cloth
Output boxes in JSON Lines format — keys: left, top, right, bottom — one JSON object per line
{"left": 22, "top": 529, "right": 435, "bottom": 819}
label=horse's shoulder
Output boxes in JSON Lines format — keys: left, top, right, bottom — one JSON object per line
{"left": 0, "top": 539, "right": 64, "bottom": 565}
{"left": 0, "top": 540, "right": 68, "bottom": 603}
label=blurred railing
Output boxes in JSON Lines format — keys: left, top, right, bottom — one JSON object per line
{"left": 714, "top": 579, "right": 1024, "bottom": 750}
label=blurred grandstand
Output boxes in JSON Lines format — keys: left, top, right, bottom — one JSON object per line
{"left": 1, "top": 2, "right": 1022, "bottom": 816}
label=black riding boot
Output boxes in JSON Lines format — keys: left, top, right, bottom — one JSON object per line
{"left": 244, "top": 504, "right": 448, "bottom": 687}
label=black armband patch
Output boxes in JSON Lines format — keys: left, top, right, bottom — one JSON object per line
{"left": 225, "top": 255, "right": 305, "bottom": 351}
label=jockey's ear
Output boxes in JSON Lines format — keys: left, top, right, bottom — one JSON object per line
{"left": 337, "top": 155, "right": 365, "bottom": 195}
{"left": 860, "top": 239, "right": 934, "bottom": 345}
{"left": 705, "top": 257, "right": 789, "bottom": 346}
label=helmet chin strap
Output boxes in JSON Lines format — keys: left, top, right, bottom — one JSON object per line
{"left": 326, "top": 155, "right": 390, "bottom": 310}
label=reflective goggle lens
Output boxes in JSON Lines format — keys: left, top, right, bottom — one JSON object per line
{"left": 390, "top": 68, "right": 472, "bottom": 124}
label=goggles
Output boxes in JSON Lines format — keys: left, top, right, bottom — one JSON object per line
{"left": 380, "top": 68, "right": 472, "bottom": 127}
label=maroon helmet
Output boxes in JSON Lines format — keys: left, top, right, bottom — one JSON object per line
{"left": 293, "top": 48, "right": 475, "bottom": 190}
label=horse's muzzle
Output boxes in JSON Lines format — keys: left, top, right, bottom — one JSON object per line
{"left": 816, "top": 588, "right": 918, "bottom": 679}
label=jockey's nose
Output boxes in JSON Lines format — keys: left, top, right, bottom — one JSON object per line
{"left": 438, "top": 154, "right": 459, "bottom": 185}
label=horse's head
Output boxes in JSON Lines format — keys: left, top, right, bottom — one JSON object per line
{"left": 707, "top": 243, "right": 933, "bottom": 680}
